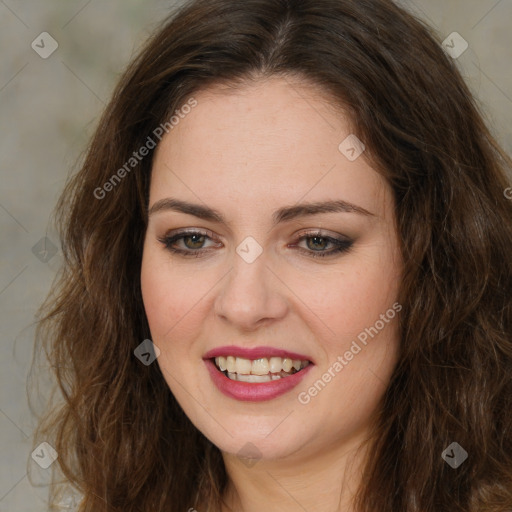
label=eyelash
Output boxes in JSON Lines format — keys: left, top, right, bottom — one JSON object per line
{"left": 157, "top": 229, "right": 353, "bottom": 259}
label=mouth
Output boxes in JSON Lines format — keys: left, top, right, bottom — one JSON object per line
{"left": 212, "top": 356, "right": 311, "bottom": 383}
{"left": 203, "top": 346, "right": 314, "bottom": 401}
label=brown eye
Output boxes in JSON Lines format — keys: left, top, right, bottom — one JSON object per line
{"left": 306, "top": 236, "right": 330, "bottom": 251}
{"left": 291, "top": 232, "right": 354, "bottom": 259}
{"left": 183, "top": 234, "right": 206, "bottom": 249}
{"left": 157, "top": 229, "right": 222, "bottom": 257}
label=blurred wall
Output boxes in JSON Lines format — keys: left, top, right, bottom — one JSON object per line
{"left": 0, "top": 1, "right": 511, "bottom": 510}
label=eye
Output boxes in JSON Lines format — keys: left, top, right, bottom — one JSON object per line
{"left": 157, "top": 229, "right": 222, "bottom": 257}
{"left": 291, "top": 231, "right": 353, "bottom": 258}
{"left": 157, "top": 229, "right": 353, "bottom": 259}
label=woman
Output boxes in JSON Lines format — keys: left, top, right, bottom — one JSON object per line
{"left": 32, "top": 0, "right": 512, "bottom": 510}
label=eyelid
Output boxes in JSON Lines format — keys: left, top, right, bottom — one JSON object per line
{"left": 293, "top": 228, "right": 351, "bottom": 240}
{"left": 160, "top": 227, "right": 348, "bottom": 244}
{"left": 162, "top": 227, "right": 220, "bottom": 241}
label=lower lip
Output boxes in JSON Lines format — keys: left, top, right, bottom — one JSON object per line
{"left": 204, "top": 359, "right": 314, "bottom": 402}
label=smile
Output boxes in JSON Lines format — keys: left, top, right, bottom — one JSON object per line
{"left": 203, "top": 347, "right": 314, "bottom": 401}
{"left": 213, "top": 356, "right": 311, "bottom": 382}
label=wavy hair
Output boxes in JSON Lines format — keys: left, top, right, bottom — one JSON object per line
{"left": 32, "top": 0, "right": 512, "bottom": 510}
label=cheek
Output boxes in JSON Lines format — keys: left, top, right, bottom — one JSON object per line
{"left": 141, "top": 250, "right": 187, "bottom": 338}
{"left": 140, "top": 248, "right": 216, "bottom": 345}
{"left": 283, "top": 253, "right": 400, "bottom": 348}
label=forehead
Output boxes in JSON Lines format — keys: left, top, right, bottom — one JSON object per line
{"left": 160, "top": 75, "right": 350, "bottom": 158}
{"left": 149, "top": 76, "right": 391, "bottom": 217}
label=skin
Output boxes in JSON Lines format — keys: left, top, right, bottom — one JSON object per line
{"left": 141, "top": 75, "right": 403, "bottom": 512}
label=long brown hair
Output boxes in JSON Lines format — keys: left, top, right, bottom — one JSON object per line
{"left": 31, "top": 0, "right": 512, "bottom": 510}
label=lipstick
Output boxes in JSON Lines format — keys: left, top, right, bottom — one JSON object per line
{"left": 203, "top": 345, "right": 314, "bottom": 402}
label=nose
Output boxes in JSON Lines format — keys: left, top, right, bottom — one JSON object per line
{"left": 214, "top": 248, "right": 288, "bottom": 331}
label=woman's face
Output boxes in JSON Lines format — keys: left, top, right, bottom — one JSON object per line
{"left": 141, "top": 76, "right": 402, "bottom": 462}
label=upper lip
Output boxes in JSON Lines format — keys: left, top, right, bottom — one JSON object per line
{"left": 203, "top": 345, "right": 313, "bottom": 363}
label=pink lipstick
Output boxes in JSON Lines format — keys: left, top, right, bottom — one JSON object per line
{"left": 203, "top": 345, "right": 314, "bottom": 402}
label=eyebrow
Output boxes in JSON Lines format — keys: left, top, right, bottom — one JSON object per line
{"left": 148, "top": 198, "right": 375, "bottom": 226}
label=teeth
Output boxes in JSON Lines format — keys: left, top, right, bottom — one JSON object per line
{"left": 269, "top": 357, "right": 282, "bottom": 373}
{"left": 282, "top": 358, "right": 293, "bottom": 372}
{"left": 214, "top": 355, "right": 310, "bottom": 378}
{"left": 235, "top": 357, "right": 252, "bottom": 374}
{"left": 217, "top": 356, "right": 227, "bottom": 371}
{"left": 237, "top": 374, "right": 272, "bottom": 383}
{"left": 225, "top": 371, "right": 290, "bottom": 382}
{"left": 251, "top": 358, "right": 269, "bottom": 375}
{"left": 226, "top": 356, "right": 236, "bottom": 373}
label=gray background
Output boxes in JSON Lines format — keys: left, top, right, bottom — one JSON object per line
{"left": 1, "top": 1, "right": 511, "bottom": 510}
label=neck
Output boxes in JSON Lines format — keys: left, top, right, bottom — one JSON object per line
{"left": 219, "top": 431, "right": 372, "bottom": 512}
